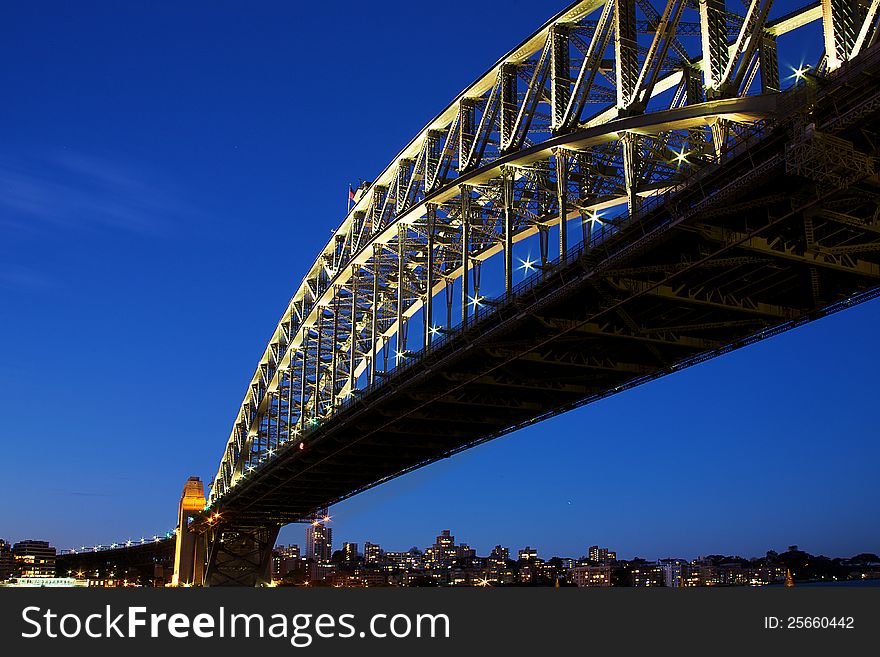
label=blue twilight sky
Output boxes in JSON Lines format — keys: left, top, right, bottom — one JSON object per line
{"left": 0, "top": 0, "right": 876, "bottom": 562}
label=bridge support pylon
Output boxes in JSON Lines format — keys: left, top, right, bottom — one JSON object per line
{"left": 171, "top": 476, "right": 207, "bottom": 586}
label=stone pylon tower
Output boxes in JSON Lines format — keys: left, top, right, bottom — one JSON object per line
{"left": 172, "top": 476, "right": 206, "bottom": 586}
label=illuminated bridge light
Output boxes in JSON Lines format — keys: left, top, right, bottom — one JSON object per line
{"left": 792, "top": 65, "right": 810, "bottom": 81}
{"left": 673, "top": 148, "right": 689, "bottom": 166}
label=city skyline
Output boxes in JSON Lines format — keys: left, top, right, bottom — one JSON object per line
{"left": 8, "top": 529, "right": 878, "bottom": 588}
{"left": 1, "top": 0, "right": 879, "bottom": 562}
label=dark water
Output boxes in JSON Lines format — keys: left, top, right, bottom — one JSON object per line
{"left": 768, "top": 579, "right": 880, "bottom": 587}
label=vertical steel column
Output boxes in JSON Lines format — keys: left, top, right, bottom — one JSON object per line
{"left": 500, "top": 63, "right": 517, "bottom": 152}
{"left": 445, "top": 280, "right": 454, "bottom": 330}
{"left": 370, "top": 187, "right": 386, "bottom": 234}
{"left": 621, "top": 133, "right": 640, "bottom": 215}
{"left": 284, "top": 369, "right": 292, "bottom": 443}
{"left": 459, "top": 99, "right": 477, "bottom": 171}
{"left": 822, "top": 0, "right": 859, "bottom": 70}
{"left": 330, "top": 289, "right": 339, "bottom": 409}
{"left": 759, "top": 34, "right": 780, "bottom": 94}
{"left": 369, "top": 245, "right": 380, "bottom": 386}
{"left": 396, "top": 223, "right": 406, "bottom": 360}
{"left": 348, "top": 265, "right": 359, "bottom": 393}
{"left": 582, "top": 211, "right": 594, "bottom": 249}
{"left": 285, "top": 317, "right": 294, "bottom": 440}
{"left": 426, "top": 130, "right": 443, "bottom": 192}
{"left": 269, "top": 390, "right": 276, "bottom": 453}
{"left": 555, "top": 148, "right": 569, "bottom": 258}
{"left": 683, "top": 66, "right": 706, "bottom": 156}
{"left": 539, "top": 226, "right": 549, "bottom": 270}
{"left": 501, "top": 168, "right": 514, "bottom": 293}
{"left": 710, "top": 120, "right": 728, "bottom": 161}
{"left": 614, "top": 0, "right": 639, "bottom": 110}
{"left": 314, "top": 307, "right": 324, "bottom": 418}
{"left": 298, "top": 330, "right": 308, "bottom": 431}
{"left": 699, "top": 0, "right": 730, "bottom": 97}
{"left": 460, "top": 185, "right": 471, "bottom": 326}
{"left": 396, "top": 160, "right": 413, "bottom": 214}
{"left": 424, "top": 204, "right": 436, "bottom": 345}
{"left": 550, "top": 24, "right": 570, "bottom": 131}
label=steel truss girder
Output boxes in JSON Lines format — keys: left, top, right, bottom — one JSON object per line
{"left": 535, "top": 316, "right": 725, "bottom": 349}
{"left": 202, "top": 525, "right": 279, "bottom": 587}
{"left": 609, "top": 277, "right": 802, "bottom": 318}
{"left": 694, "top": 223, "right": 880, "bottom": 277}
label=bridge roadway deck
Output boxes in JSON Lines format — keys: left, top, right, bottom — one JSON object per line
{"left": 200, "top": 44, "right": 880, "bottom": 530}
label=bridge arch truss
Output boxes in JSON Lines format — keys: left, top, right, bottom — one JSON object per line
{"left": 208, "top": 0, "right": 880, "bottom": 505}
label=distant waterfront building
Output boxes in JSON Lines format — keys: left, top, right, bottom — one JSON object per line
{"left": 385, "top": 548, "right": 423, "bottom": 571}
{"left": 343, "top": 542, "right": 359, "bottom": 562}
{"left": 306, "top": 524, "right": 332, "bottom": 561}
{"left": 631, "top": 562, "right": 665, "bottom": 587}
{"left": 425, "top": 531, "right": 459, "bottom": 567}
{"left": 570, "top": 565, "right": 612, "bottom": 587}
{"left": 13, "top": 540, "right": 56, "bottom": 578}
{"left": 364, "top": 542, "right": 382, "bottom": 565}
{"left": 279, "top": 544, "right": 301, "bottom": 559}
{"left": 659, "top": 559, "right": 688, "bottom": 587}
{"left": 271, "top": 544, "right": 302, "bottom": 579}
{"left": 489, "top": 545, "right": 509, "bottom": 563}
{"left": 588, "top": 546, "right": 616, "bottom": 564}
{"left": 518, "top": 546, "right": 538, "bottom": 561}
{"left": 0, "top": 540, "right": 14, "bottom": 580}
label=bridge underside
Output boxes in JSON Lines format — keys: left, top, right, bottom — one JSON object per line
{"left": 204, "top": 49, "right": 880, "bottom": 531}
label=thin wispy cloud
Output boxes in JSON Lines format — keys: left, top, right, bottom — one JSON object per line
{"left": 0, "top": 151, "right": 199, "bottom": 236}
{"left": 0, "top": 263, "right": 54, "bottom": 291}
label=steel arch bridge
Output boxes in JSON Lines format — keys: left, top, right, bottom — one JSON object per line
{"left": 63, "top": 0, "right": 880, "bottom": 585}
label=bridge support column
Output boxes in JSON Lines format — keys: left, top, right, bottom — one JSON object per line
{"left": 370, "top": 244, "right": 380, "bottom": 385}
{"left": 349, "top": 265, "right": 359, "bottom": 392}
{"left": 555, "top": 148, "right": 569, "bottom": 258}
{"left": 299, "top": 328, "right": 309, "bottom": 430}
{"left": 331, "top": 288, "right": 340, "bottom": 409}
{"left": 424, "top": 204, "right": 436, "bottom": 345}
{"left": 500, "top": 63, "right": 517, "bottom": 152}
{"left": 550, "top": 24, "right": 570, "bottom": 132}
{"left": 501, "top": 168, "right": 514, "bottom": 293}
{"left": 614, "top": 0, "right": 638, "bottom": 109}
{"left": 396, "top": 223, "right": 407, "bottom": 359}
{"left": 314, "top": 305, "right": 325, "bottom": 416}
{"left": 621, "top": 133, "right": 640, "bottom": 215}
{"left": 202, "top": 525, "right": 280, "bottom": 587}
{"left": 822, "top": 0, "right": 860, "bottom": 70}
{"left": 459, "top": 98, "right": 477, "bottom": 171}
{"left": 699, "top": 0, "right": 729, "bottom": 98}
{"left": 172, "top": 477, "right": 206, "bottom": 586}
{"left": 759, "top": 34, "right": 780, "bottom": 94}
{"left": 460, "top": 185, "right": 471, "bottom": 326}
